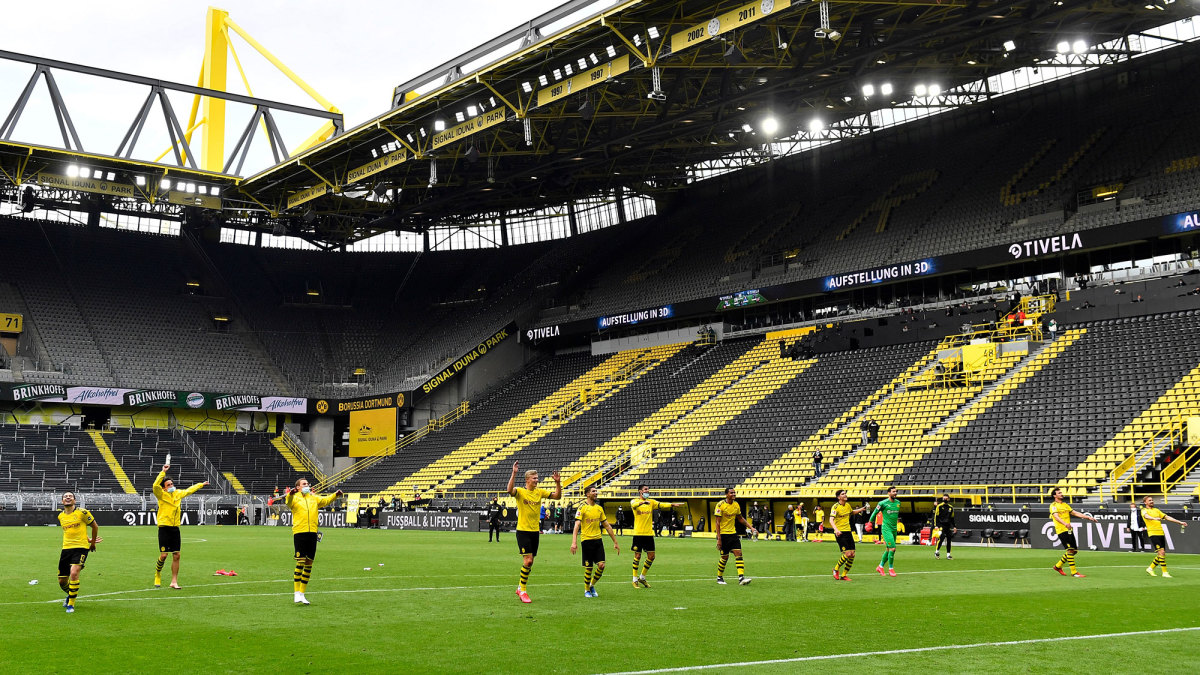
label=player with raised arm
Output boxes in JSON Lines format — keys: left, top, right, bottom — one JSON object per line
{"left": 1141, "top": 495, "right": 1187, "bottom": 578}
{"left": 284, "top": 478, "right": 343, "bottom": 605}
{"left": 829, "top": 489, "right": 868, "bottom": 580}
{"left": 57, "top": 491, "right": 100, "bottom": 614}
{"left": 1049, "top": 487, "right": 1098, "bottom": 578}
{"left": 507, "top": 461, "right": 561, "bottom": 603}
{"left": 714, "top": 487, "right": 756, "bottom": 585}
{"left": 570, "top": 485, "right": 620, "bottom": 597}
{"left": 151, "top": 463, "right": 209, "bottom": 589}
{"left": 629, "top": 484, "right": 684, "bottom": 588}
{"left": 869, "top": 487, "right": 902, "bottom": 576}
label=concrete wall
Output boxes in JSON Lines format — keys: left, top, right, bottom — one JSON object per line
{"left": 408, "top": 335, "right": 537, "bottom": 428}
{"left": 592, "top": 323, "right": 721, "bottom": 355}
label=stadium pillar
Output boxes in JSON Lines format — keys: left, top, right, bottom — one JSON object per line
{"left": 200, "top": 8, "right": 230, "bottom": 172}
{"left": 615, "top": 185, "right": 627, "bottom": 224}
{"left": 500, "top": 214, "right": 509, "bottom": 246}
{"left": 567, "top": 201, "right": 579, "bottom": 237}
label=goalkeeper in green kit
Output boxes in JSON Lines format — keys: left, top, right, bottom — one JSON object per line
{"left": 870, "top": 486, "right": 902, "bottom": 577}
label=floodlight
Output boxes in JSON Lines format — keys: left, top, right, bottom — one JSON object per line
{"left": 79, "top": 168, "right": 90, "bottom": 178}
{"left": 1072, "top": 39, "right": 1087, "bottom": 54}
{"left": 760, "top": 117, "right": 779, "bottom": 135}
{"left": 433, "top": 119, "right": 446, "bottom": 131}
{"left": 928, "top": 84, "right": 942, "bottom": 96}
{"left": 160, "top": 178, "right": 172, "bottom": 189}
{"left": 741, "top": 123, "right": 753, "bottom": 133}
{"left": 861, "top": 83, "right": 875, "bottom": 97}
{"left": 914, "top": 84, "right": 927, "bottom": 96}
{"left": 578, "top": 99, "right": 594, "bottom": 122}
{"left": 66, "top": 164, "right": 80, "bottom": 178}
{"left": 808, "top": 118, "right": 824, "bottom": 132}
{"left": 647, "top": 26, "right": 659, "bottom": 39}
{"left": 522, "top": 81, "right": 533, "bottom": 93}
{"left": 606, "top": 45, "right": 617, "bottom": 58}
{"left": 1056, "top": 41, "right": 1070, "bottom": 54}
{"left": 464, "top": 145, "right": 480, "bottom": 163}
{"left": 1003, "top": 40, "right": 1016, "bottom": 52}
{"left": 880, "top": 82, "right": 893, "bottom": 96}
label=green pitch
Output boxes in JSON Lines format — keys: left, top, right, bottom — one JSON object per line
{"left": 2, "top": 527, "right": 1197, "bottom": 673}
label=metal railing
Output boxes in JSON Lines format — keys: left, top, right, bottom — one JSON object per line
{"left": 1104, "top": 409, "right": 1196, "bottom": 501}
{"left": 168, "top": 422, "right": 232, "bottom": 495}
{"left": 314, "top": 401, "right": 469, "bottom": 492}
{"left": 1160, "top": 444, "right": 1199, "bottom": 495}
{"left": 281, "top": 427, "right": 324, "bottom": 480}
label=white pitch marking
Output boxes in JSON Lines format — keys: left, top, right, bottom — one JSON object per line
{"left": 597, "top": 626, "right": 1200, "bottom": 674}
{"left": 4, "top": 564, "right": 1192, "bottom": 607}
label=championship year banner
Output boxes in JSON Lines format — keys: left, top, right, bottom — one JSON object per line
{"left": 536, "top": 55, "right": 630, "bottom": 108}
{"left": 349, "top": 407, "right": 398, "bottom": 457}
{"left": 670, "top": 0, "right": 791, "bottom": 55}
{"left": 379, "top": 512, "right": 479, "bottom": 531}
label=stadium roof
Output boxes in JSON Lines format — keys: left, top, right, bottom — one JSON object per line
{"left": 3, "top": 0, "right": 1197, "bottom": 245}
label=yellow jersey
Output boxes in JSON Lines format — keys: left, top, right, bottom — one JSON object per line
{"left": 575, "top": 503, "right": 607, "bottom": 540}
{"left": 830, "top": 502, "right": 853, "bottom": 532}
{"left": 152, "top": 470, "right": 205, "bottom": 527}
{"left": 1050, "top": 501, "right": 1073, "bottom": 534}
{"left": 58, "top": 508, "right": 95, "bottom": 550}
{"left": 513, "top": 487, "right": 551, "bottom": 532}
{"left": 630, "top": 498, "right": 669, "bottom": 537}
{"left": 1141, "top": 507, "right": 1166, "bottom": 537}
{"left": 715, "top": 499, "right": 742, "bottom": 535}
{"left": 285, "top": 490, "right": 338, "bottom": 534}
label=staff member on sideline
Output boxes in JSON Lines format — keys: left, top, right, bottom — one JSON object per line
{"left": 152, "top": 463, "right": 208, "bottom": 588}
{"left": 284, "top": 478, "right": 342, "bottom": 605}
{"left": 932, "top": 493, "right": 957, "bottom": 560}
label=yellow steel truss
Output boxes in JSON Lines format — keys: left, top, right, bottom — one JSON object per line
{"left": 166, "top": 7, "right": 342, "bottom": 173}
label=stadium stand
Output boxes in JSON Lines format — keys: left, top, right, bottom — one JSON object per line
{"left": 902, "top": 312, "right": 1200, "bottom": 496}
{"left": 448, "top": 339, "right": 757, "bottom": 494}
{"left": 0, "top": 424, "right": 124, "bottom": 492}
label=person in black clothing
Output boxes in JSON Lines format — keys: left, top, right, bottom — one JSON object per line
{"left": 784, "top": 505, "right": 796, "bottom": 541}
{"left": 812, "top": 450, "right": 824, "bottom": 478}
{"left": 860, "top": 419, "right": 870, "bottom": 445}
{"left": 487, "top": 498, "right": 503, "bottom": 542}
{"left": 867, "top": 419, "right": 880, "bottom": 443}
{"left": 932, "top": 493, "right": 957, "bottom": 559}
{"left": 615, "top": 505, "right": 625, "bottom": 535}
{"left": 669, "top": 512, "right": 679, "bottom": 537}
{"left": 748, "top": 503, "right": 762, "bottom": 541}
{"left": 1127, "top": 501, "right": 1146, "bottom": 552}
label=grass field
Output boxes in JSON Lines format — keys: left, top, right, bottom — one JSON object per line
{"left": 2, "top": 526, "right": 1197, "bottom": 673}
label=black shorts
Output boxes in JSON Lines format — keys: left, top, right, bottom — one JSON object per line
{"left": 719, "top": 533, "right": 741, "bottom": 554}
{"left": 631, "top": 536, "right": 656, "bottom": 553}
{"left": 1150, "top": 535, "right": 1167, "bottom": 550}
{"left": 294, "top": 532, "right": 319, "bottom": 560}
{"left": 937, "top": 527, "right": 953, "bottom": 541}
{"left": 836, "top": 532, "right": 856, "bottom": 552}
{"left": 58, "top": 548, "right": 88, "bottom": 576}
{"left": 1057, "top": 531, "right": 1078, "bottom": 550}
{"left": 580, "top": 539, "right": 605, "bottom": 566}
{"left": 516, "top": 530, "right": 540, "bottom": 557}
{"left": 158, "top": 526, "right": 181, "bottom": 553}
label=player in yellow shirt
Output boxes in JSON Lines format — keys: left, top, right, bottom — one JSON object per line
{"left": 1049, "top": 488, "right": 1097, "bottom": 577}
{"left": 829, "top": 489, "right": 869, "bottom": 580}
{"left": 629, "top": 484, "right": 684, "bottom": 588}
{"left": 714, "top": 487, "right": 757, "bottom": 585}
{"left": 571, "top": 485, "right": 620, "bottom": 597}
{"left": 284, "top": 478, "right": 343, "bottom": 605}
{"left": 151, "top": 463, "right": 209, "bottom": 589}
{"left": 1140, "top": 495, "right": 1187, "bottom": 578}
{"left": 507, "top": 461, "right": 561, "bottom": 603}
{"left": 56, "top": 491, "right": 100, "bottom": 613}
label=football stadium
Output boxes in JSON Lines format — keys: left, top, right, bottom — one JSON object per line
{"left": 3, "top": 0, "right": 1200, "bottom": 671}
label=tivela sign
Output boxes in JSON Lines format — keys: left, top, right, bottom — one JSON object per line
{"left": 1028, "top": 513, "right": 1200, "bottom": 554}
{"left": 379, "top": 512, "right": 479, "bottom": 531}
{"left": 277, "top": 511, "right": 350, "bottom": 528}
